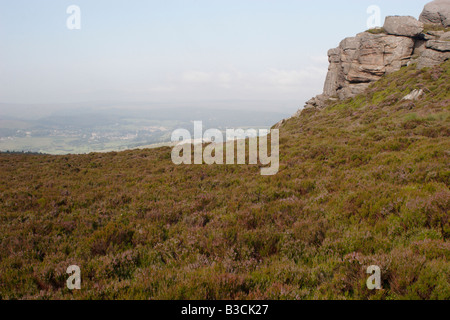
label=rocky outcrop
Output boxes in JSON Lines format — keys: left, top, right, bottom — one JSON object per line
{"left": 419, "top": 0, "right": 450, "bottom": 27}
{"left": 321, "top": 32, "right": 415, "bottom": 102}
{"left": 301, "top": 1, "right": 450, "bottom": 110}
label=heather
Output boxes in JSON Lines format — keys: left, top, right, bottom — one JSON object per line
{"left": 0, "top": 61, "right": 449, "bottom": 300}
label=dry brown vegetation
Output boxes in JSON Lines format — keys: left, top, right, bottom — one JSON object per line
{"left": 0, "top": 61, "right": 449, "bottom": 300}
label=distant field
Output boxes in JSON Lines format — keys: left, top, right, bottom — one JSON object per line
{"left": 0, "top": 137, "right": 174, "bottom": 154}
{"left": 0, "top": 107, "right": 288, "bottom": 154}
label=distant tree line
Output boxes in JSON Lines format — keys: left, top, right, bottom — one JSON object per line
{"left": 1, "top": 150, "right": 45, "bottom": 155}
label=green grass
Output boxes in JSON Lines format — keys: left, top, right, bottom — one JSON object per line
{"left": 366, "top": 28, "right": 386, "bottom": 34}
{"left": 0, "top": 61, "right": 449, "bottom": 300}
{"left": 423, "top": 24, "right": 450, "bottom": 33}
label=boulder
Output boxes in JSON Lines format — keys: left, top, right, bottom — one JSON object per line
{"left": 426, "top": 40, "right": 450, "bottom": 51}
{"left": 273, "top": 118, "right": 287, "bottom": 128}
{"left": 417, "top": 48, "right": 450, "bottom": 68}
{"left": 304, "top": 94, "right": 329, "bottom": 109}
{"left": 419, "top": 0, "right": 450, "bottom": 27}
{"left": 423, "top": 33, "right": 439, "bottom": 40}
{"left": 402, "top": 89, "right": 424, "bottom": 101}
{"left": 383, "top": 16, "right": 424, "bottom": 37}
{"left": 427, "top": 30, "right": 445, "bottom": 37}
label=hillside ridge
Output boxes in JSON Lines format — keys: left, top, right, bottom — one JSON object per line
{"left": 1, "top": 58, "right": 449, "bottom": 299}
{"left": 0, "top": 0, "right": 449, "bottom": 301}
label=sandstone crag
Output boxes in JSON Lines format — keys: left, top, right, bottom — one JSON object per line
{"left": 420, "top": 0, "right": 450, "bottom": 27}
{"left": 301, "top": 0, "right": 450, "bottom": 110}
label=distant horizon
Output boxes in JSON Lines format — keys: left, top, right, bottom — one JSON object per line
{"left": 0, "top": 99, "right": 297, "bottom": 121}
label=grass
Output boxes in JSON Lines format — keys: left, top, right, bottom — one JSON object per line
{"left": 366, "top": 28, "right": 386, "bottom": 35}
{"left": 0, "top": 61, "right": 449, "bottom": 300}
{"left": 366, "top": 24, "right": 450, "bottom": 36}
{"left": 423, "top": 24, "right": 450, "bottom": 33}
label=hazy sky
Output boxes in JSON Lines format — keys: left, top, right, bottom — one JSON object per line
{"left": 0, "top": 0, "right": 429, "bottom": 112}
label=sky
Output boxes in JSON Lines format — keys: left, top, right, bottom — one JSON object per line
{"left": 0, "top": 0, "right": 430, "bottom": 113}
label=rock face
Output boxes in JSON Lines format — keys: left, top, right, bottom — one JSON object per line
{"left": 322, "top": 32, "right": 415, "bottom": 101}
{"left": 441, "top": 31, "right": 450, "bottom": 40}
{"left": 301, "top": 1, "right": 450, "bottom": 110}
{"left": 384, "top": 16, "right": 424, "bottom": 37}
{"left": 426, "top": 40, "right": 450, "bottom": 51}
{"left": 419, "top": 0, "right": 450, "bottom": 27}
{"left": 417, "top": 48, "right": 450, "bottom": 69}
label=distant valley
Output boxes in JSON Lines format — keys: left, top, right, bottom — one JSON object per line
{"left": 0, "top": 104, "right": 290, "bottom": 154}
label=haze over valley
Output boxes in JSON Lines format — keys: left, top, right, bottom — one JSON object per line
{"left": 0, "top": 101, "right": 291, "bottom": 154}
